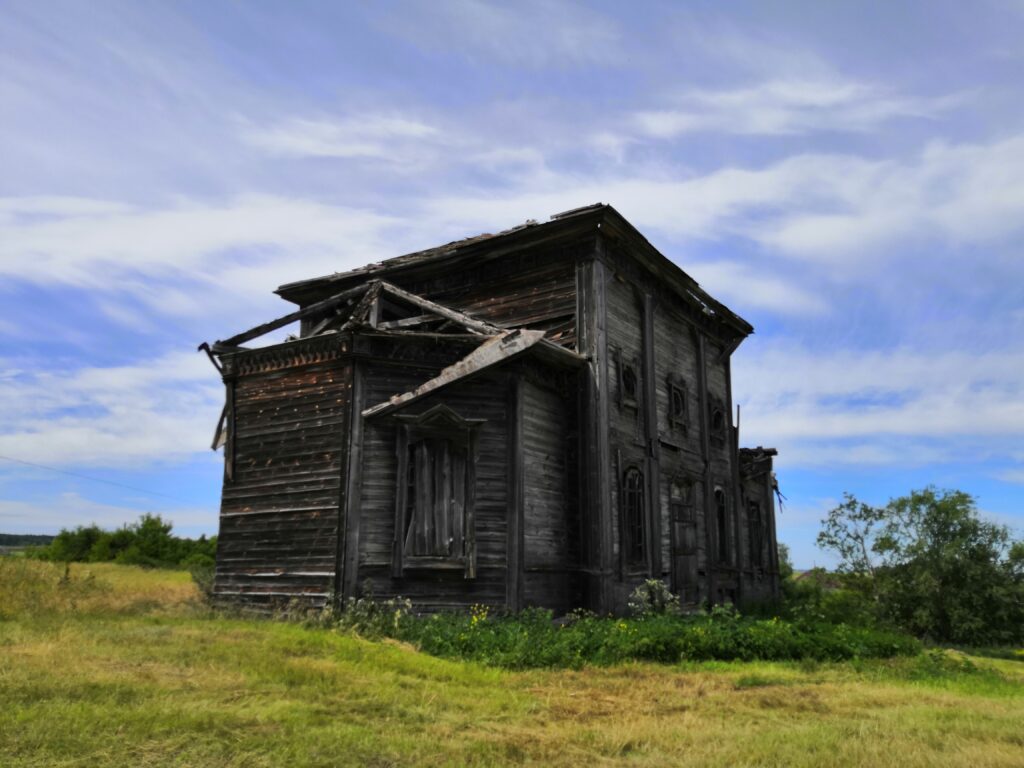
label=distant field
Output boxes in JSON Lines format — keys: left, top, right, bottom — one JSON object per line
{"left": 1, "top": 559, "right": 1022, "bottom": 767}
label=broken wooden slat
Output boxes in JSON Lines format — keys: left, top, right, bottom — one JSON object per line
{"left": 378, "top": 281, "right": 501, "bottom": 336}
{"left": 215, "top": 283, "right": 369, "bottom": 348}
{"left": 362, "top": 330, "right": 543, "bottom": 418}
{"left": 377, "top": 314, "right": 439, "bottom": 330}
{"left": 340, "top": 281, "right": 384, "bottom": 331}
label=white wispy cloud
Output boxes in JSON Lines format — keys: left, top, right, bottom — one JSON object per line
{"left": 241, "top": 114, "right": 443, "bottom": 163}
{"left": 630, "top": 79, "right": 960, "bottom": 138}
{"left": 0, "top": 194, "right": 406, "bottom": 321}
{"left": 684, "top": 260, "right": 827, "bottom": 315}
{"left": 0, "top": 350, "right": 222, "bottom": 467}
{"left": 733, "top": 342, "right": 1024, "bottom": 466}
{"left": 378, "top": 0, "right": 622, "bottom": 68}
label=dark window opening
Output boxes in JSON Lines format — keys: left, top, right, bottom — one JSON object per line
{"left": 709, "top": 400, "right": 727, "bottom": 448}
{"left": 747, "top": 500, "right": 763, "bottom": 568}
{"left": 715, "top": 487, "right": 730, "bottom": 563}
{"left": 621, "top": 365, "right": 638, "bottom": 403}
{"left": 623, "top": 467, "right": 645, "bottom": 566}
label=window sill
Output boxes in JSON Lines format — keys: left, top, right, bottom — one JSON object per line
{"left": 400, "top": 557, "right": 466, "bottom": 572}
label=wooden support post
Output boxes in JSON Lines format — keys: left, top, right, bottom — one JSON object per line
{"left": 577, "top": 249, "right": 614, "bottom": 613}
{"left": 641, "top": 293, "right": 662, "bottom": 578}
{"left": 726, "top": 354, "right": 743, "bottom": 604}
{"left": 506, "top": 373, "right": 524, "bottom": 611}
{"left": 697, "top": 330, "right": 715, "bottom": 604}
{"left": 340, "top": 360, "right": 366, "bottom": 600}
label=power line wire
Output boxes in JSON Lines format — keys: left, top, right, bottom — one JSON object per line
{"left": 0, "top": 454, "right": 191, "bottom": 504}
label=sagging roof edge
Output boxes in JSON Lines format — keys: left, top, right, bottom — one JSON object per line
{"left": 274, "top": 204, "right": 754, "bottom": 339}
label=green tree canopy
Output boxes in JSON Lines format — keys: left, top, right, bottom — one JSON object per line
{"left": 817, "top": 487, "right": 1023, "bottom": 645}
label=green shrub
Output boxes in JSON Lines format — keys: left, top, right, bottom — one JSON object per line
{"left": 30, "top": 515, "right": 217, "bottom": 570}
{"left": 627, "top": 579, "right": 681, "bottom": 617}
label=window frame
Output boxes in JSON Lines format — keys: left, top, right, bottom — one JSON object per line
{"left": 666, "top": 376, "right": 689, "bottom": 433}
{"left": 614, "top": 348, "right": 640, "bottom": 410}
{"left": 391, "top": 405, "right": 483, "bottom": 579}
{"left": 621, "top": 465, "right": 646, "bottom": 570}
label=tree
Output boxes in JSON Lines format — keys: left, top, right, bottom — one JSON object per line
{"left": 817, "top": 487, "right": 1024, "bottom": 644}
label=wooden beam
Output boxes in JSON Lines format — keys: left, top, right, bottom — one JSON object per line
{"left": 641, "top": 292, "right": 662, "bottom": 578}
{"left": 340, "top": 281, "right": 383, "bottom": 331}
{"left": 377, "top": 314, "right": 438, "bottom": 330}
{"left": 377, "top": 281, "right": 501, "bottom": 335}
{"left": 215, "top": 283, "right": 368, "bottom": 348}
{"left": 362, "top": 330, "right": 545, "bottom": 419}
{"left": 506, "top": 374, "right": 524, "bottom": 611}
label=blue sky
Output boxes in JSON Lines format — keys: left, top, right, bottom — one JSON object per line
{"left": 1, "top": 1, "right": 1022, "bottom": 567}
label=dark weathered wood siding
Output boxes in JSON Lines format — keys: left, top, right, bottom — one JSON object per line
{"left": 356, "top": 366, "right": 510, "bottom": 612}
{"left": 521, "top": 377, "right": 580, "bottom": 613}
{"left": 215, "top": 360, "right": 351, "bottom": 605}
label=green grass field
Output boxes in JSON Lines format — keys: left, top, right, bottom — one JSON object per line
{"left": 2, "top": 559, "right": 1022, "bottom": 767}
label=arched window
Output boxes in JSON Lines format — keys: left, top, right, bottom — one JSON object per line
{"left": 623, "top": 467, "right": 645, "bottom": 566}
{"left": 715, "top": 486, "right": 730, "bottom": 563}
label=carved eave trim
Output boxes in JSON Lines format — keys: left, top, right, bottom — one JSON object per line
{"left": 220, "top": 333, "right": 351, "bottom": 377}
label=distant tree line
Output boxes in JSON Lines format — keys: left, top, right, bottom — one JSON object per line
{"left": 30, "top": 514, "right": 216, "bottom": 569}
{"left": 804, "top": 487, "right": 1024, "bottom": 646}
{"left": 0, "top": 533, "right": 54, "bottom": 547}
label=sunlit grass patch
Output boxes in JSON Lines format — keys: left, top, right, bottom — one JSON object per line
{"left": 2, "top": 560, "right": 1022, "bottom": 767}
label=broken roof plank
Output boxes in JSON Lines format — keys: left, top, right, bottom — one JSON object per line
{"left": 215, "top": 283, "right": 369, "bottom": 348}
{"left": 363, "top": 330, "right": 544, "bottom": 419}
{"left": 340, "top": 281, "right": 383, "bottom": 331}
{"left": 378, "top": 281, "right": 502, "bottom": 336}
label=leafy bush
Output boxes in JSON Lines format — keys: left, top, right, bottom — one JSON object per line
{"left": 31, "top": 514, "right": 217, "bottom": 570}
{"left": 628, "top": 579, "right": 681, "bottom": 617}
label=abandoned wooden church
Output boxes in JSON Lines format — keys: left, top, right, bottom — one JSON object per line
{"left": 203, "top": 203, "right": 781, "bottom": 615}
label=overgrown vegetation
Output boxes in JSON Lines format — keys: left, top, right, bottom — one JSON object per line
{"left": 29, "top": 513, "right": 216, "bottom": 570}
{"left": 307, "top": 581, "right": 919, "bottom": 670}
{"left": 816, "top": 487, "right": 1024, "bottom": 645}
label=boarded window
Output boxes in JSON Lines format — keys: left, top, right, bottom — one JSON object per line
{"left": 715, "top": 486, "right": 730, "bottom": 563}
{"left": 404, "top": 438, "right": 467, "bottom": 558}
{"left": 623, "top": 467, "right": 645, "bottom": 567}
{"left": 392, "top": 405, "right": 481, "bottom": 578}
{"left": 670, "top": 478, "right": 697, "bottom": 555}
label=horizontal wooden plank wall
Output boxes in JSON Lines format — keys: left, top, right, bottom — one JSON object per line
{"left": 357, "top": 365, "right": 511, "bottom": 612}
{"left": 215, "top": 361, "right": 351, "bottom": 606}
{"left": 394, "top": 247, "right": 580, "bottom": 348}
{"left": 521, "top": 377, "right": 581, "bottom": 614}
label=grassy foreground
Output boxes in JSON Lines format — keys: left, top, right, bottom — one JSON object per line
{"left": 2, "top": 560, "right": 1023, "bottom": 767}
